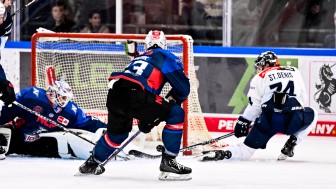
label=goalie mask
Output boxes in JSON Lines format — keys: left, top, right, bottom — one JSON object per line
{"left": 46, "top": 80, "right": 73, "bottom": 112}
{"left": 254, "top": 51, "right": 279, "bottom": 73}
{"left": 145, "top": 30, "right": 167, "bottom": 50}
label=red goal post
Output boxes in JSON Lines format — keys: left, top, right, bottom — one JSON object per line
{"left": 31, "top": 32, "right": 213, "bottom": 155}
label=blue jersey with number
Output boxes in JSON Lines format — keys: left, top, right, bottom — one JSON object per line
{"left": 109, "top": 47, "right": 190, "bottom": 102}
{"left": 0, "top": 87, "right": 106, "bottom": 141}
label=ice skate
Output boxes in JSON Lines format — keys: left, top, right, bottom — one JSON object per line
{"left": 76, "top": 155, "right": 105, "bottom": 176}
{"left": 278, "top": 135, "right": 297, "bottom": 160}
{"left": 159, "top": 152, "right": 192, "bottom": 181}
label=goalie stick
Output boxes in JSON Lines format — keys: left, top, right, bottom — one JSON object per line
{"left": 129, "top": 131, "right": 236, "bottom": 159}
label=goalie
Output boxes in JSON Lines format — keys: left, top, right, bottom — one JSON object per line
{"left": 200, "top": 51, "right": 318, "bottom": 161}
{"left": 0, "top": 80, "right": 111, "bottom": 160}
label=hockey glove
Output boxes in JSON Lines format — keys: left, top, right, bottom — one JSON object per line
{"left": 124, "top": 40, "right": 139, "bottom": 59}
{"left": 165, "top": 90, "right": 183, "bottom": 105}
{"left": 234, "top": 116, "right": 252, "bottom": 138}
{"left": 0, "top": 80, "right": 16, "bottom": 105}
{"left": 138, "top": 119, "right": 161, "bottom": 134}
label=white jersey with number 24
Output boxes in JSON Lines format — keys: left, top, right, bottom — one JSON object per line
{"left": 242, "top": 66, "right": 307, "bottom": 122}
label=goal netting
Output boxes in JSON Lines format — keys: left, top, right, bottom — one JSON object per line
{"left": 31, "top": 32, "right": 214, "bottom": 155}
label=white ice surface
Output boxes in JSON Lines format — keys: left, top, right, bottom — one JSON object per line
{"left": 1, "top": 134, "right": 335, "bottom": 189}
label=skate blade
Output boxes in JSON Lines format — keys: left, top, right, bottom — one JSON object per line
{"left": 74, "top": 171, "right": 101, "bottom": 176}
{"left": 74, "top": 171, "right": 87, "bottom": 176}
{"left": 158, "top": 171, "right": 192, "bottom": 181}
{"left": 277, "top": 153, "right": 288, "bottom": 161}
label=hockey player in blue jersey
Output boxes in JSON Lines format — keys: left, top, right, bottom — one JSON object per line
{"left": 0, "top": 80, "right": 108, "bottom": 160}
{"left": 200, "top": 51, "right": 318, "bottom": 161}
{"left": 78, "top": 30, "right": 192, "bottom": 180}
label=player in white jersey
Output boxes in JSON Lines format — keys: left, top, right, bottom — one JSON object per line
{"left": 200, "top": 51, "right": 318, "bottom": 161}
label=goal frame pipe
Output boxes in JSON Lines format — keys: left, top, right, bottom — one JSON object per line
{"left": 31, "top": 32, "right": 191, "bottom": 155}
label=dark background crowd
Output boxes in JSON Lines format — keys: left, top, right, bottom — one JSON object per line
{"left": 6, "top": 0, "right": 336, "bottom": 47}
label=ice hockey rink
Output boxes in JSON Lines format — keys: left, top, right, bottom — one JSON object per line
{"left": 1, "top": 134, "right": 335, "bottom": 189}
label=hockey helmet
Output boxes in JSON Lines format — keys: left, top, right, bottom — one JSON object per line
{"left": 46, "top": 80, "right": 73, "bottom": 109}
{"left": 145, "top": 30, "right": 167, "bottom": 50}
{"left": 254, "top": 51, "right": 279, "bottom": 73}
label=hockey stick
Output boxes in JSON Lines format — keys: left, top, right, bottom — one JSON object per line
{"left": 11, "top": 0, "right": 37, "bottom": 17}
{"left": 129, "top": 131, "right": 236, "bottom": 159}
{"left": 177, "top": 132, "right": 235, "bottom": 152}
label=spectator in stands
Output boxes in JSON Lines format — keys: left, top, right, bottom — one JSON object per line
{"left": 80, "top": 9, "right": 110, "bottom": 33}
{"left": 179, "top": 0, "right": 207, "bottom": 42}
{"left": 45, "top": 0, "right": 76, "bottom": 32}
{"left": 323, "top": 11, "right": 336, "bottom": 48}
{"left": 298, "top": 0, "right": 327, "bottom": 47}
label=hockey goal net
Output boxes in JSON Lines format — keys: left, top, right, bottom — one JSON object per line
{"left": 31, "top": 32, "right": 214, "bottom": 155}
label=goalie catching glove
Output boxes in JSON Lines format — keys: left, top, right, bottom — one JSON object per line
{"left": 234, "top": 116, "right": 252, "bottom": 138}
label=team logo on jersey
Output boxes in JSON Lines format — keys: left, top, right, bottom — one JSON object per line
{"left": 49, "top": 113, "right": 54, "bottom": 118}
{"left": 144, "top": 50, "right": 153, "bottom": 55}
{"left": 33, "top": 87, "right": 39, "bottom": 97}
{"left": 57, "top": 116, "right": 69, "bottom": 126}
{"left": 314, "top": 63, "right": 336, "bottom": 113}
{"left": 23, "top": 133, "right": 40, "bottom": 142}
{"left": 33, "top": 106, "right": 43, "bottom": 113}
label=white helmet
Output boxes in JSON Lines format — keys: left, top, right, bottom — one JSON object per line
{"left": 0, "top": 2, "right": 5, "bottom": 15}
{"left": 46, "top": 80, "right": 73, "bottom": 109}
{"left": 145, "top": 30, "right": 167, "bottom": 50}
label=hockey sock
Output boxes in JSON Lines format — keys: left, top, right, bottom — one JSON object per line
{"left": 93, "top": 132, "right": 128, "bottom": 162}
{"left": 162, "top": 127, "right": 182, "bottom": 155}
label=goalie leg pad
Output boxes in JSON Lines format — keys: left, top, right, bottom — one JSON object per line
{"left": 39, "top": 130, "right": 95, "bottom": 159}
